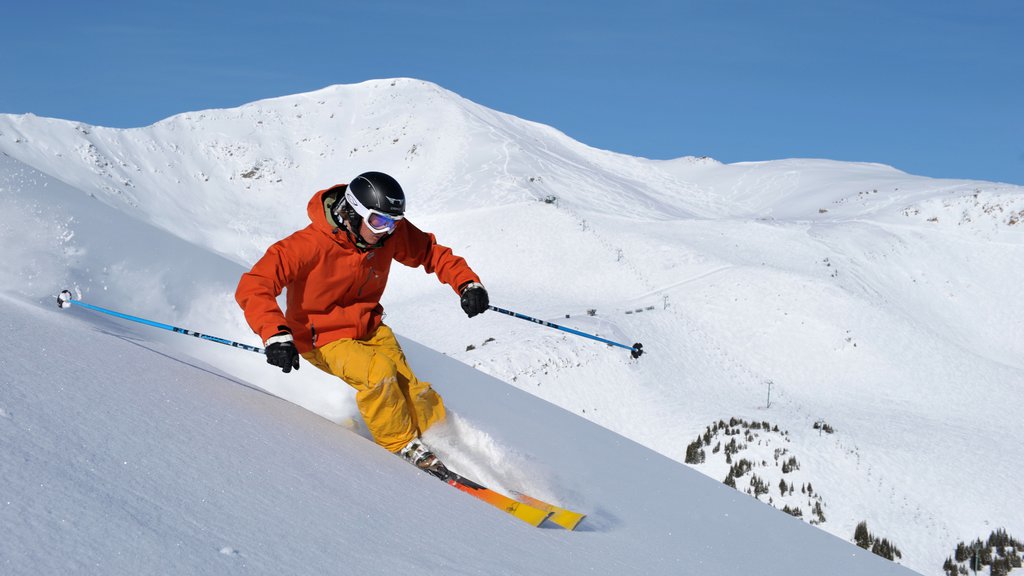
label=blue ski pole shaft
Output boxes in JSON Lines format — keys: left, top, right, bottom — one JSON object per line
{"left": 57, "top": 290, "right": 265, "bottom": 354}
{"left": 487, "top": 305, "right": 644, "bottom": 358}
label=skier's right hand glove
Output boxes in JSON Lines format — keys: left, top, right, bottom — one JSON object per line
{"left": 265, "top": 330, "right": 300, "bottom": 373}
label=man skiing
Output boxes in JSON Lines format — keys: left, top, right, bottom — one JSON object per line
{"left": 235, "top": 171, "right": 489, "bottom": 478}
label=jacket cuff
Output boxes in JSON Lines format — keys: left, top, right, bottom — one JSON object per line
{"left": 456, "top": 275, "right": 482, "bottom": 294}
{"left": 264, "top": 331, "right": 294, "bottom": 347}
{"left": 261, "top": 324, "right": 291, "bottom": 345}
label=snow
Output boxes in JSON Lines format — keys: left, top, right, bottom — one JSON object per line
{"left": 2, "top": 77, "right": 1021, "bottom": 575}
{"left": 0, "top": 293, "right": 907, "bottom": 575}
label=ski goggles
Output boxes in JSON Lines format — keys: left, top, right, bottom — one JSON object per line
{"left": 345, "top": 189, "right": 404, "bottom": 234}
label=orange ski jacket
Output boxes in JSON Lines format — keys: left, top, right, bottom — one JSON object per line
{"left": 236, "top": 185, "right": 480, "bottom": 353}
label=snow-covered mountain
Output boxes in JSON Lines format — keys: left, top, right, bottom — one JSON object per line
{"left": 2, "top": 78, "right": 1022, "bottom": 575}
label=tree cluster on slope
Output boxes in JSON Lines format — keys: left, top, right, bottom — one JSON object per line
{"left": 813, "top": 419, "right": 835, "bottom": 434}
{"left": 854, "top": 521, "right": 903, "bottom": 562}
{"left": 944, "top": 529, "right": 1024, "bottom": 576}
{"left": 683, "top": 417, "right": 826, "bottom": 525}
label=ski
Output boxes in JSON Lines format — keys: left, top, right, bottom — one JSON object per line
{"left": 443, "top": 472, "right": 552, "bottom": 527}
{"left": 403, "top": 449, "right": 584, "bottom": 529}
{"left": 512, "top": 491, "right": 587, "bottom": 531}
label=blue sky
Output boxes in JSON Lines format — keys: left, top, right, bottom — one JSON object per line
{"left": 3, "top": 1, "right": 1022, "bottom": 184}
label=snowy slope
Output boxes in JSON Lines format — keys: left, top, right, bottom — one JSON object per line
{"left": 2, "top": 78, "right": 1022, "bottom": 575}
{"left": 0, "top": 292, "right": 914, "bottom": 575}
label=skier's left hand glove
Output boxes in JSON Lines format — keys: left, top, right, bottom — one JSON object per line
{"left": 459, "top": 282, "right": 489, "bottom": 318}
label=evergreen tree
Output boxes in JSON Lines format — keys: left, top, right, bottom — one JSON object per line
{"left": 956, "top": 542, "right": 970, "bottom": 563}
{"left": 989, "top": 529, "right": 1009, "bottom": 548}
{"left": 871, "top": 539, "right": 890, "bottom": 560}
{"left": 750, "top": 474, "right": 769, "bottom": 498}
{"left": 812, "top": 501, "right": 826, "bottom": 524}
{"left": 870, "top": 538, "right": 902, "bottom": 561}
{"left": 684, "top": 438, "right": 706, "bottom": 464}
{"left": 854, "top": 521, "right": 873, "bottom": 550}
{"left": 782, "top": 456, "right": 800, "bottom": 473}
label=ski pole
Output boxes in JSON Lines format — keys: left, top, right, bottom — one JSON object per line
{"left": 487, "top": 305, "right": 644, "bottom": 359}
{"left": 57, "top": 290, "right": 265, "bottom": 354}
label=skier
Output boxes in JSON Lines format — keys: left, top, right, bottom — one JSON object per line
{"left": 235, "top": 171, "right": 489, "bottom": 478}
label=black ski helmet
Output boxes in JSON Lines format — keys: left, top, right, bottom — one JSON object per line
{"left": 332, "top": 171, "right": 407, "bottom": 248}
{"left": 351, "top": 169, "right": 404, "bottom": 210}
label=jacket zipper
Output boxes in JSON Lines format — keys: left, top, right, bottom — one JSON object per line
{"left": 356, "top": 255, "right": 380, "bottom": 297}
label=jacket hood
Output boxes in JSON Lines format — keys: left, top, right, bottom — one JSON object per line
{"left": 307, "top": 184, "right": 348, "bottom": 236}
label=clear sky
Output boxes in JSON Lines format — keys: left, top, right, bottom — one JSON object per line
{"left": 3, "top": 0, "right": 1022, "bottom": 184}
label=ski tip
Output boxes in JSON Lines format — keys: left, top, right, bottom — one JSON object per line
{"left": 57, "top": 290, "right": 73, "bottom": 309}
{"left": 511, "top": 491, "right": 587, "bottom": 531}
{"left": 547, "top": 510, "right": 586, "bottom": 531}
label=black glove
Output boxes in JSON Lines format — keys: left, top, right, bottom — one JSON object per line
{"left": 265, "top": 331, "right": 300, "bottom": 373}
{"left": 460, "top": 282, "right": 489, "bottom": 318}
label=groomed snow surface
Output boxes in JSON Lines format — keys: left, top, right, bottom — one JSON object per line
{"left": 2, "top": 78, "right": 1021, "bottom": 575}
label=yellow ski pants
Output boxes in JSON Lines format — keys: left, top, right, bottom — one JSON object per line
{"left": 301, "top": 324, "right": 446, "bottom": 453}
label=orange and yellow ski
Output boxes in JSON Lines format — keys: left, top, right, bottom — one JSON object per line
{"left": 446, "top": 476, "right": 552, "bottom": 527}
{"left": 512, "top": 491, "right": 587, "bottom": 531}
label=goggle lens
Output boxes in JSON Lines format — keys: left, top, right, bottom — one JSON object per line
{"left": 366, "top": 211, "right": 399, "bottom": 233}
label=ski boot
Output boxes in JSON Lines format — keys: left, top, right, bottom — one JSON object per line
{"left": 399, "top": 438, "right": 451, "bottom": 481}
